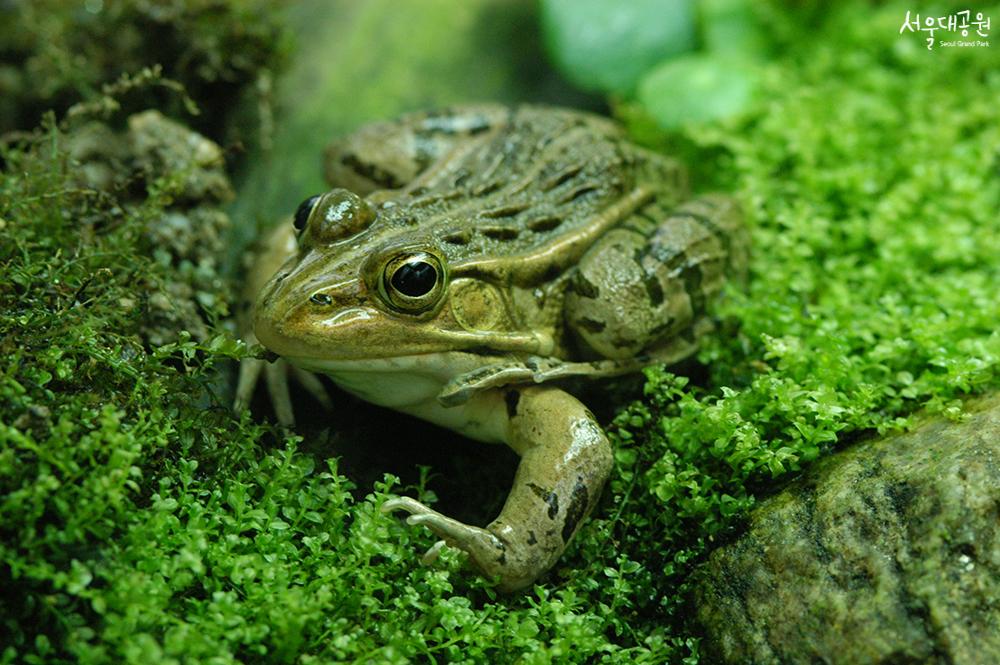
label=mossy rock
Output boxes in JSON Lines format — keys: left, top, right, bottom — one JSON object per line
{"left": 694, "top": 393, "right": 1000, "bottom": 664}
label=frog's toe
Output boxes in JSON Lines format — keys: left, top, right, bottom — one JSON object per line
{"left": 382, "top": 497, "right": 514, "bottom": 582}
{"left": 264, "top": 360, "right": 295, "bottom": 426}
{"left": 381, "top": 496, "right": 432, "bottom": 517}
{"left": 233, "top": 357, "right": 265, "bottom": 413}
{"left": 382, "top": 497, "right": 488, "bottom": 546}
{"left": 235, "top": 354, "right": 333, "bottom": 427}
{"left": 421, "top": 539, "right": 448, "bottom": 565}
{"left": 269, "top": 360, "right": 338, "bottom": 425}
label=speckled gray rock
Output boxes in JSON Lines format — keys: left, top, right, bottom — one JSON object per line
{"left": 695, "top": 394, "right": 1000, "bottom": 665}
{"left": 65, "top": 111, "right": 233, "bottom": 346}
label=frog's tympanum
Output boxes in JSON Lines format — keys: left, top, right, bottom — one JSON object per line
{"left": 236, "top": 105, "right": 748, "bottom": 591}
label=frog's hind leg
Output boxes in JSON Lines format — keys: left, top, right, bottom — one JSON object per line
{"left": 383, "top": 385, "right": 612, "bottom": 592}
{"left": 323, "top": 105, "right": 511, "bottom": 195}
{"left": 565, "top": 194, "right": 744, "bottom": 361}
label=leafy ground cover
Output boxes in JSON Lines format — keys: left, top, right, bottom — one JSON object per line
{"left": 2, "top": 1, "right": 998, "bottom": 663}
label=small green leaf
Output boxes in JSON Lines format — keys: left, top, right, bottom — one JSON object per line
{"left": 637, "top": 53, "right": 758, "bottom": 129}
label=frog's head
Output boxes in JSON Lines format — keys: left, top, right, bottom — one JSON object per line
{"left": 254, "top": 189, "right": 542, "bottom": 366}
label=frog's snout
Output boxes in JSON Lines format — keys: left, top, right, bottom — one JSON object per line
{"left": 252, "top": 299, "right": 292, "bottom": 356}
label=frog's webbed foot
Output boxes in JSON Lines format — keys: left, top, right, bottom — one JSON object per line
{"left": 381, "top": 497, "right": 510, "bottom": 570}
{"left": 386, "top": 386, "right": 612, "bottom": 592}
{"left": 382, "top": 496, "right": 543, "bottom": 592}
{"left": 233, "top": 351, "right": 332, "bottom": 427}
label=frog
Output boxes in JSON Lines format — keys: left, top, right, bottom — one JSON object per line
{"left": 234, "top": 104, "right": 748, "bottom": 592}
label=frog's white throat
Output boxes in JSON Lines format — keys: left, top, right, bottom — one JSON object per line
{"left": 285, "top": 352, "right": 483, "bottom": 411}
{"left": 285, "top": 352, "right": 509, "bottom": 444}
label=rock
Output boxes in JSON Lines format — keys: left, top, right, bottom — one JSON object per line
{"left": 694, "top": 393, "right": 1000, "bottom": 665}
{"left": 64, "top": 110, "right": 233, "bottom": 346}
{"left": 128, "top": 110, "right": 234, "bottom": 205}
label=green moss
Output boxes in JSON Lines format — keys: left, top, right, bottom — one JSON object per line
{"left": 2, "top": 1, "right": 999, "bottom": 663}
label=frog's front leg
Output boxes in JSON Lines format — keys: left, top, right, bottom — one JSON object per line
{"left": 233, "top": 222, "right": 332, "bottom": 425}
{"left": 382, "top": 385, "right": 612, "bottom": 592}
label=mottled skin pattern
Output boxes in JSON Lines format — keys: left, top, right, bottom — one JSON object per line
{"left": 236, "top": 105, "right": 748, "bottom": 591}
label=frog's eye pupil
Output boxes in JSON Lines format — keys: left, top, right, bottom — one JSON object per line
{"left": 293, "top": 194, "right": 320, "bottom": 232}
{"left": 391, "top": 261, "right": 437, "bottom": 297}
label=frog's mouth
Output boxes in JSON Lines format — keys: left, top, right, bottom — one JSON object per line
{"left": 255, "top": 299, "right": 548, "bottom": 362}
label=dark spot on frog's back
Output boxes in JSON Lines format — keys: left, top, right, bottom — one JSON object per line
{"left": 443, "top": 230, "right": 471, "bottom": 245}
{"left": 528, "top": 216, "right": 562, "bottom": 233}
{"left": 541, "top": 164, "right": 585, "bottom": 191}
{"left": 570, "top": 272, "right": 600, "bottom": 299}
{"left": 504, "top": 389, "right": 520, "bottom": 418}
{"left": 340, "top": 154, "right": 402, "bottom": 189}
{"left": 542, "top": 264, "right": 562, "bottom": 282}
{"left": 561, "top": 477, "right": 589, "bottom": 543}
{"left": 679, "top": 262, "right": 706, "bottom": 313}
{"left": 421, "top": 112, "right": 492, "bottom": 136}
{"left": 676, "top": 209, "right": 732, "bottom": 255}
{"left": 480, "top": 202, "right": 529, "bottom": 219}
{"left": 649, "top": 319, "right": 676, "bottom": 340}
{"left": 643, "top": 272, "right": 664, "bottom": 306}
{"left": 545, "top": 492, "right": 559, "bottom": 519}
{"left": 578, "top": 317, "right": 606, "bottom": 333}
{"left": 560, "top": 184, "right": 600, "bottom": 204}
{"left": 467, "top": 119, "right": 491, "bottom": 135}
{"left": 473, "top": 181, "right": 503, "bottom": 196}
{"left": 482, "top": 227, "right": 520, "bottom": 241}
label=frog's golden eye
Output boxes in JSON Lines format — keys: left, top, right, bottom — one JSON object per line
{"left": 293, "top": 194, "right": 320, "bottom": 233}
{"left": 381, "top": 252, "right": 446, "bottom": 313}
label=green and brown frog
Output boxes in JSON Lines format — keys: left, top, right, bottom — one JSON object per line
{"left": 235, "top": 105, "right": 748, "bottom": 591}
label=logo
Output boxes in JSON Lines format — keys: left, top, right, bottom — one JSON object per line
{"left": 900, "top": 10, "right": 991, "bottom": 49}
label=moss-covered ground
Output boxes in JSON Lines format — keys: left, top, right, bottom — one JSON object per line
{"left": 2, "top": 1, "right": 998, "bottom": 663}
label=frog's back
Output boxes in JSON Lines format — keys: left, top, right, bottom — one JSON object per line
{"left": 315, "top": 104, "right": 746, "bottom": 365}
{"left": 351, "top": 105, "right": 689, "bottom": 268}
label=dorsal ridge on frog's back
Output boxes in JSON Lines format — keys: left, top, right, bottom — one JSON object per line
{"left": 358, "top": 106, "right": 682, "bottom": 275}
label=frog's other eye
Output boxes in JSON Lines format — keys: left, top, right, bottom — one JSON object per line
{"left": 299, "top": 189, "right": 378, "bottom": 244}
{"left": 293, "top": 194, "right": 321, "bottom": 233}
{"left": 381, "top": 252, "right": 446, "bottom": 313}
